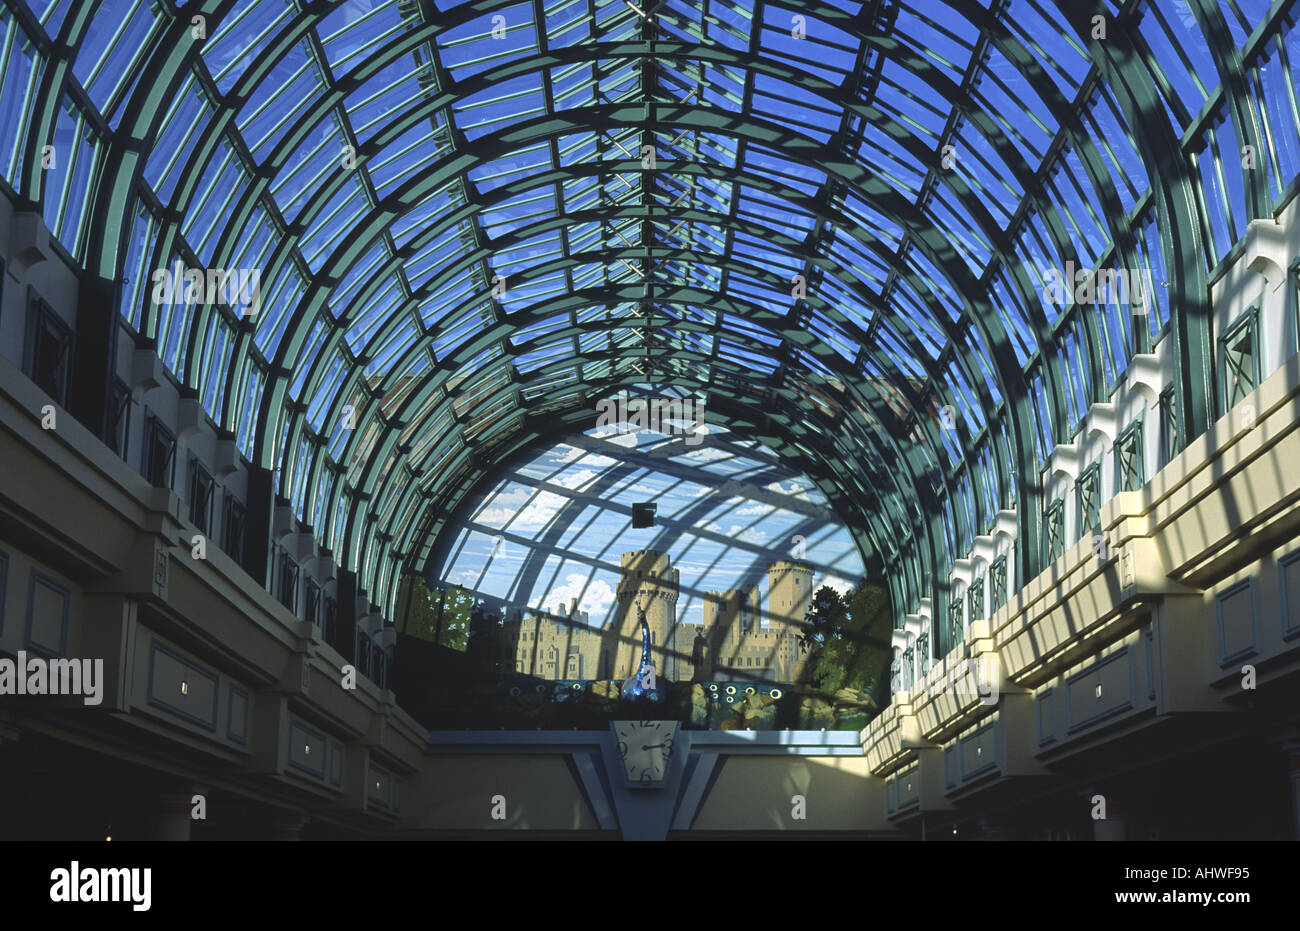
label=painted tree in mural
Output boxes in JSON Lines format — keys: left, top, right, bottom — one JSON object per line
{"left": 395, "top": 574, "right": 475, "bottom": 651}
{"left": 797, "top": 580, "right": 893, "bottom": 707}
{"left": 393, "top": 575, "right": 486, "bottom": 726}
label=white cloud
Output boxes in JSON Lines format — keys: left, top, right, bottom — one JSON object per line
{"left": 554, "top": 467, "right": 601, "bottom": 491}
{"left": 766, "top": 480, "right": 810, "bottom": 501}
{"left": 817, "top": 574, "right": 855, "bottom": 596}
{"left": 736, "top": 503, "right": 775, "bottom": 517}
{"left": 680, "top": 446, "right": 729, "bottom": 463}
{"left": 479, "top": 489, "right": 566, "bottom": 531}
{"left": 552, "top": 444, "right": 585, "bottom": 464}
{"left": 726, "top": 525, "right": 770, "bottom": 545}
{"left": 535, "top": 573, "right": 616, "bottom": 621}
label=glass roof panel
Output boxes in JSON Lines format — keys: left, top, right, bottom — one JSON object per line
{"left": 13, "top": 0, "right": 1285, "bottom": 653}
{"left": 204, "top": 0, "right": 296, "bottom": 96}
{"left": 435, "top": 2, "right": 538, "bottom": 82}
{"left": 1002, "top": 0, "right": 1091, "bottom": 97}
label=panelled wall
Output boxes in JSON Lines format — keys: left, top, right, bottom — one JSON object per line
{"left": 0, "top": 195, "right": 422, "bottom": 836}
{"left": 870, "top": 343, "right": 1300, "bottom": 838}
{"left": 0, "top": 188, "right": 396, "bottom": 690}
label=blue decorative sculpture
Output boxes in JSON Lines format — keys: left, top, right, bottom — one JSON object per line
{"left": 620, "top": 599, "right": 664, "bottom": 704}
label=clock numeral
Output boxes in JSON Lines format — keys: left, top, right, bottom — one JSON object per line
{"left": 617, "top": 741, "right": 628, "bottom": 757}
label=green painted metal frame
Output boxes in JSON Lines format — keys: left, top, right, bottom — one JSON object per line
{"left": 7, "top": 0, "right": 1287, "bottom": 651}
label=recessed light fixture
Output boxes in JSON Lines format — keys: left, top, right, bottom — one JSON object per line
{"left": 180, "top": 680, "right": 189, "bottom": 695}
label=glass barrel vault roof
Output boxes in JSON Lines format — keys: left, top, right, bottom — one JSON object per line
{"left": 2, "top": 0, "right": 1297, "bottom": 633}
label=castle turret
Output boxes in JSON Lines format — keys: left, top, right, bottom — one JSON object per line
{"left": 767, "top": 560, "right": 814, "bottom": 632}
{"left": 767, "top": 561, "right": 813, "bottom": 681}
{"left": 614, "top": 550, "right": 679, "bottom": 678}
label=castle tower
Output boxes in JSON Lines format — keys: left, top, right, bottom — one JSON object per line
{"left": 767, "top": 561, "right": 814, "bottom": 631}
{"left": 767, "top": 560, "right": 814, "bottom": 680}
{"left": 614, "top": 550, "right": 679, "bottom": 679}
{"left": 704, "top": 584, "right": 758, "bottom": 674}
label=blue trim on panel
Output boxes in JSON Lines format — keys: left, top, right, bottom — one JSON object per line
{"left": 287, "top": 719, "right": 328, "bottom": 779}
{"left": 1064, "top": 648, "right": 1134, "bottom": 734}
{"left": 1036, "top": 689, "right": 1056, "bottom": 747}
{"left": 895, "top": 764, "right": 920, "bottom": 811}
{"left": 368, "top": 763, "right": 392, "bottom": 809}
{"left": 227, "top": 685, "right": 248, "bottom": 744}
{"left": 669, "top": 751, "right": 721, "bottom": 832}
{"left": 330, "top": 741, "right": 343, "bottom": 786}
{"left": 146, "top": 640, "right": 219, "bottom": 731}
{"left": 1278, "top": 549, "right": 1300, "bottom": 641}
{"left": 24, "top": 571, "right": 69, "bottom": 658}
{"left": 1215, "top": 579, "right": 1258, "bottom": 667}
{"left": 958, "top": 721, "right": 998, "bottom": 782}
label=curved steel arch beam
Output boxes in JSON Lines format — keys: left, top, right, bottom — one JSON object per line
{"left": 63, "top": 0, "right": 1206, "bottom": 626}
{"left": 321, "top": 286, "right": 948, "bottom": 583}
{"left": 1181, "top": 0, "right": 1269, "bottom": 222}
{"left": 1060, "top": 3, "right": 1213, "bottom": 459}
{"left": 395, "top": 394, "right": 901, "bottom": 616}
{"left": 78, "top": 5, "right": 1074, "bottom": 600}
{"left": 363, "top": 352, "right": 914, "bottom": 549}
{"left": 280, "top": 166, "right": 1004, "bottom": 491}
{"left": 381, "top": 334, "right": 952, "bottom": 614}
{"left": 345, "top": 341, "right": 919, "bottom": 576}
{"left": 18, "top": 1, "right": 99, "bottom": 206}
{"left": 95, "top": 28, "right": 1034, "bottom": 485}
{"left": 254, "top": 104, "right": 1035, "bottom": 536}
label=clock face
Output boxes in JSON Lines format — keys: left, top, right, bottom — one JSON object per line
{"left": 613, "top": 720, "right": 678, "bottom": 787}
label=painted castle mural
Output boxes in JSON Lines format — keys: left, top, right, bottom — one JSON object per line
{"left": 491, "top": 550, "right": 813, "bottom": 684}
{"left": 392, "top": 552, "right": 892, "bottom": 731}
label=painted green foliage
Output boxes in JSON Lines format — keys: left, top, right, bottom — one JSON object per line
{"left": 396, "top": 574, "right": 475, "bottom": 652}
{"left": 797, "top": 580, "right": 893, "bottom": 706}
